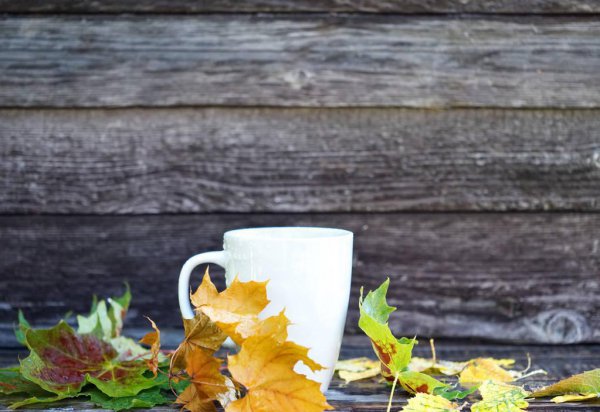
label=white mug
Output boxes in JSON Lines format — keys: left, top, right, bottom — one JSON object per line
{"left": 178, "top": 226, "right": 353, "bottom": 391}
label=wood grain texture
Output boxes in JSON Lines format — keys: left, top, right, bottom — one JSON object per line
{"left": 2, "top": 16, "right": 600, "bottom": 108}
{"left": 2, "top": 108, "right": 599, "bottom": 214}
{"left": 0, "top": 213, "right": 598, "bottom": 344}
{"left": 1, "top": 0, "right": 600, "bottom": 14}
{"left": 1, "top": 338, "right": 600, "bottom": 410}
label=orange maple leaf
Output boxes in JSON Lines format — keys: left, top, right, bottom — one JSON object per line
{"left": 191, "top": 270, "right": 269, "bottom": 345}
{"left": 171, "top": 312, "right": 226, "bottom": 374}
{"left": 139, "top": 317, "right": 161, "bottom": 376}
{"left": 226, "top": 334, "right": 333, "bottom": 412}
{"left": 176, "top": 348, "right": 230, "bottom": 412}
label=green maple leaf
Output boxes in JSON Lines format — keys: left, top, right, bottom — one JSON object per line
{"left": 358, "top": 278, "right": 416, "bottom": 378}
{"left": 532, "top": 368, "right": 600, "bottom": 403}
{"left": 20, "top": 321, "right": 157, "bottom": 397}
{"left": 83, "top": 386, "right": 170, "bottom": 411}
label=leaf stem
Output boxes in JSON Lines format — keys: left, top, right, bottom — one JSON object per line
{"left": 430, "top": 338, "right": 436, "bottom": 367}
{"left": 386, "top": 371, "right": 399, "bottom": 412}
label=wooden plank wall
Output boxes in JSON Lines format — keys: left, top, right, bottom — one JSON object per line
{"left": 0, "top": 1, "right": 599, "bottom": 345}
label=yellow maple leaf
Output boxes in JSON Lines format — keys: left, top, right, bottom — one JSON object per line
{"left": 191, "top": 270, "right": 269, "bottom": 345}
{"left": 459, "top": 358, "right": 515, "bottom": 387}
{"left": 235, "top": 310, "right": 290, "bottom": 344}
{"left": 401, "top": 393, "right": 462, "bottom": 411}
{"left": 226, "top": 334, "right": 333, "bottom": 412}
{"left": 139, "top": 317, "right": 161, "bottom": 377}
{"left": 471, "top": 381, "right": 529, "bottom": 412}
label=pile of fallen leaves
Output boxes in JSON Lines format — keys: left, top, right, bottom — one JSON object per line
{"left": 0, "top": 271, "right": 332, "bottom": 412}
{"left": 335, "top": 278, "right": 600, "bottom": 411}
{"left": 0, "top": 287, "right": 172, "bottom": 410}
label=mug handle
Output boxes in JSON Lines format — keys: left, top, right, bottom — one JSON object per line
{"left": 178, "top": 251, "right": 229, "bottom": 319}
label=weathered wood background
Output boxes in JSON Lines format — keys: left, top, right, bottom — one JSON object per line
{"left": 0, "top": 1, "right": 599, "bottom": 346}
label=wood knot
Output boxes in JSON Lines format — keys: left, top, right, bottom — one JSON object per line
{"left": 282, "top": 69, "right": 313, "bottom": 90}
{"left": 527, "top": 310, "right": 591, "bottom": 344}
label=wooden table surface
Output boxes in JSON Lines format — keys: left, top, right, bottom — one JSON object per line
{"left": 2, "top": 335, "right": 599, "bottom": 411}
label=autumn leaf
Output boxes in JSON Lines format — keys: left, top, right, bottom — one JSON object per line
{"left": 20, "top": 321, "right": 157, "bottom": 397}
{"left": 459, "top": 358, "right": 515, "bottom": 387}
{"left": 532, "top": 368, "right": 600, "bottom": 403}
{"left": 226, "top": 334, "right": 333, "bottom": 412}
{"left": 335, "top": 358, "right": 381, "bottom": 383}
{"left": 139, "top": 317, "right": 161, "bottom": 376}
{"left": 171, "top": 312, "right": 226, "bottom": 375}
{"left": 191, "top": 270, "right": 270, "bottom": 345}
{"left": 397, "top": 370, "right": 449, "bottom": 395}
{"left": 401, "top": 393, "right": 462, "bottom": 411}
{"left": 358, "top": 278, "right": 416, "bottom": 380}
{"left": 409, "top": 357, "right": 467, "bottom": 376}
{"left": 471, "top": 381, "right": 529, "bottom": 412}
{"left": 175, "top": 349, "right": 229, "bottom": 412}
{"left": 234, "top": 310, "right": 290, "bottom": 344}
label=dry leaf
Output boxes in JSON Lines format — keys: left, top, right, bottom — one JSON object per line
{"left": 139, "top": 317, "right": 160, "bottom": 377}
{"left": 171, "top": 312, "right": 226, "bottom": 374}
{"left": 471, "top": 381, "right": 529, "bottom": 412}
{"left": 335, "top": 358, "right": 381, "bottom": 383}
{"left": 338, "top": 368, "right": 382, "bottom": 384}
{"left": 409, "top": 357, "right": 467, "bottom": 376}
{"left": 532, "top": 368, "right": 600, "bottom": 403}
{"left": 459, "top": 358, "right": 515, "bottom": 387}
{"left": 336, "top": 357, "right": 380, "bottom": 373}
{"left": 226, "top": 334, "right": 333, "bottom": 412}
{"left": 401, "top": 393, "right": 462, "bottom": 411}
{"left": 175, "top": 348, "right": 228, "bottom": 412}
{"left": 235, "top": 310, "right": 290, "bottom": 344}
{"left": 191, "top": 271, "right": 269, "bottom": 345}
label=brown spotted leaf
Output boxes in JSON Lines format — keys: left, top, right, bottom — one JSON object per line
{"left": 358, "top": 279, "right": 416, "bottom": 380}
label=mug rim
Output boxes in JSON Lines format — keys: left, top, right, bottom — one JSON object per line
{"left": 224, "top": 226, "right": 353, "bottom": 241}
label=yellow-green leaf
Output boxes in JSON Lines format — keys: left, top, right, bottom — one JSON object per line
{"left": 471, "top": 381, "right": 529, "bottom": 412}
{"left": 532, "top": 368, "right": 600, "bottom": 403}
{"left": 401, "top": 393, "right": 461, "bottom": 412}
{"left": 358, "top": 279, "right": 416, "bottom": 380}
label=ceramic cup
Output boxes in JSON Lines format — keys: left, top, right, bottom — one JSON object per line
{"left": 178, "top": 226, "right": 353, "bottom": 391}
